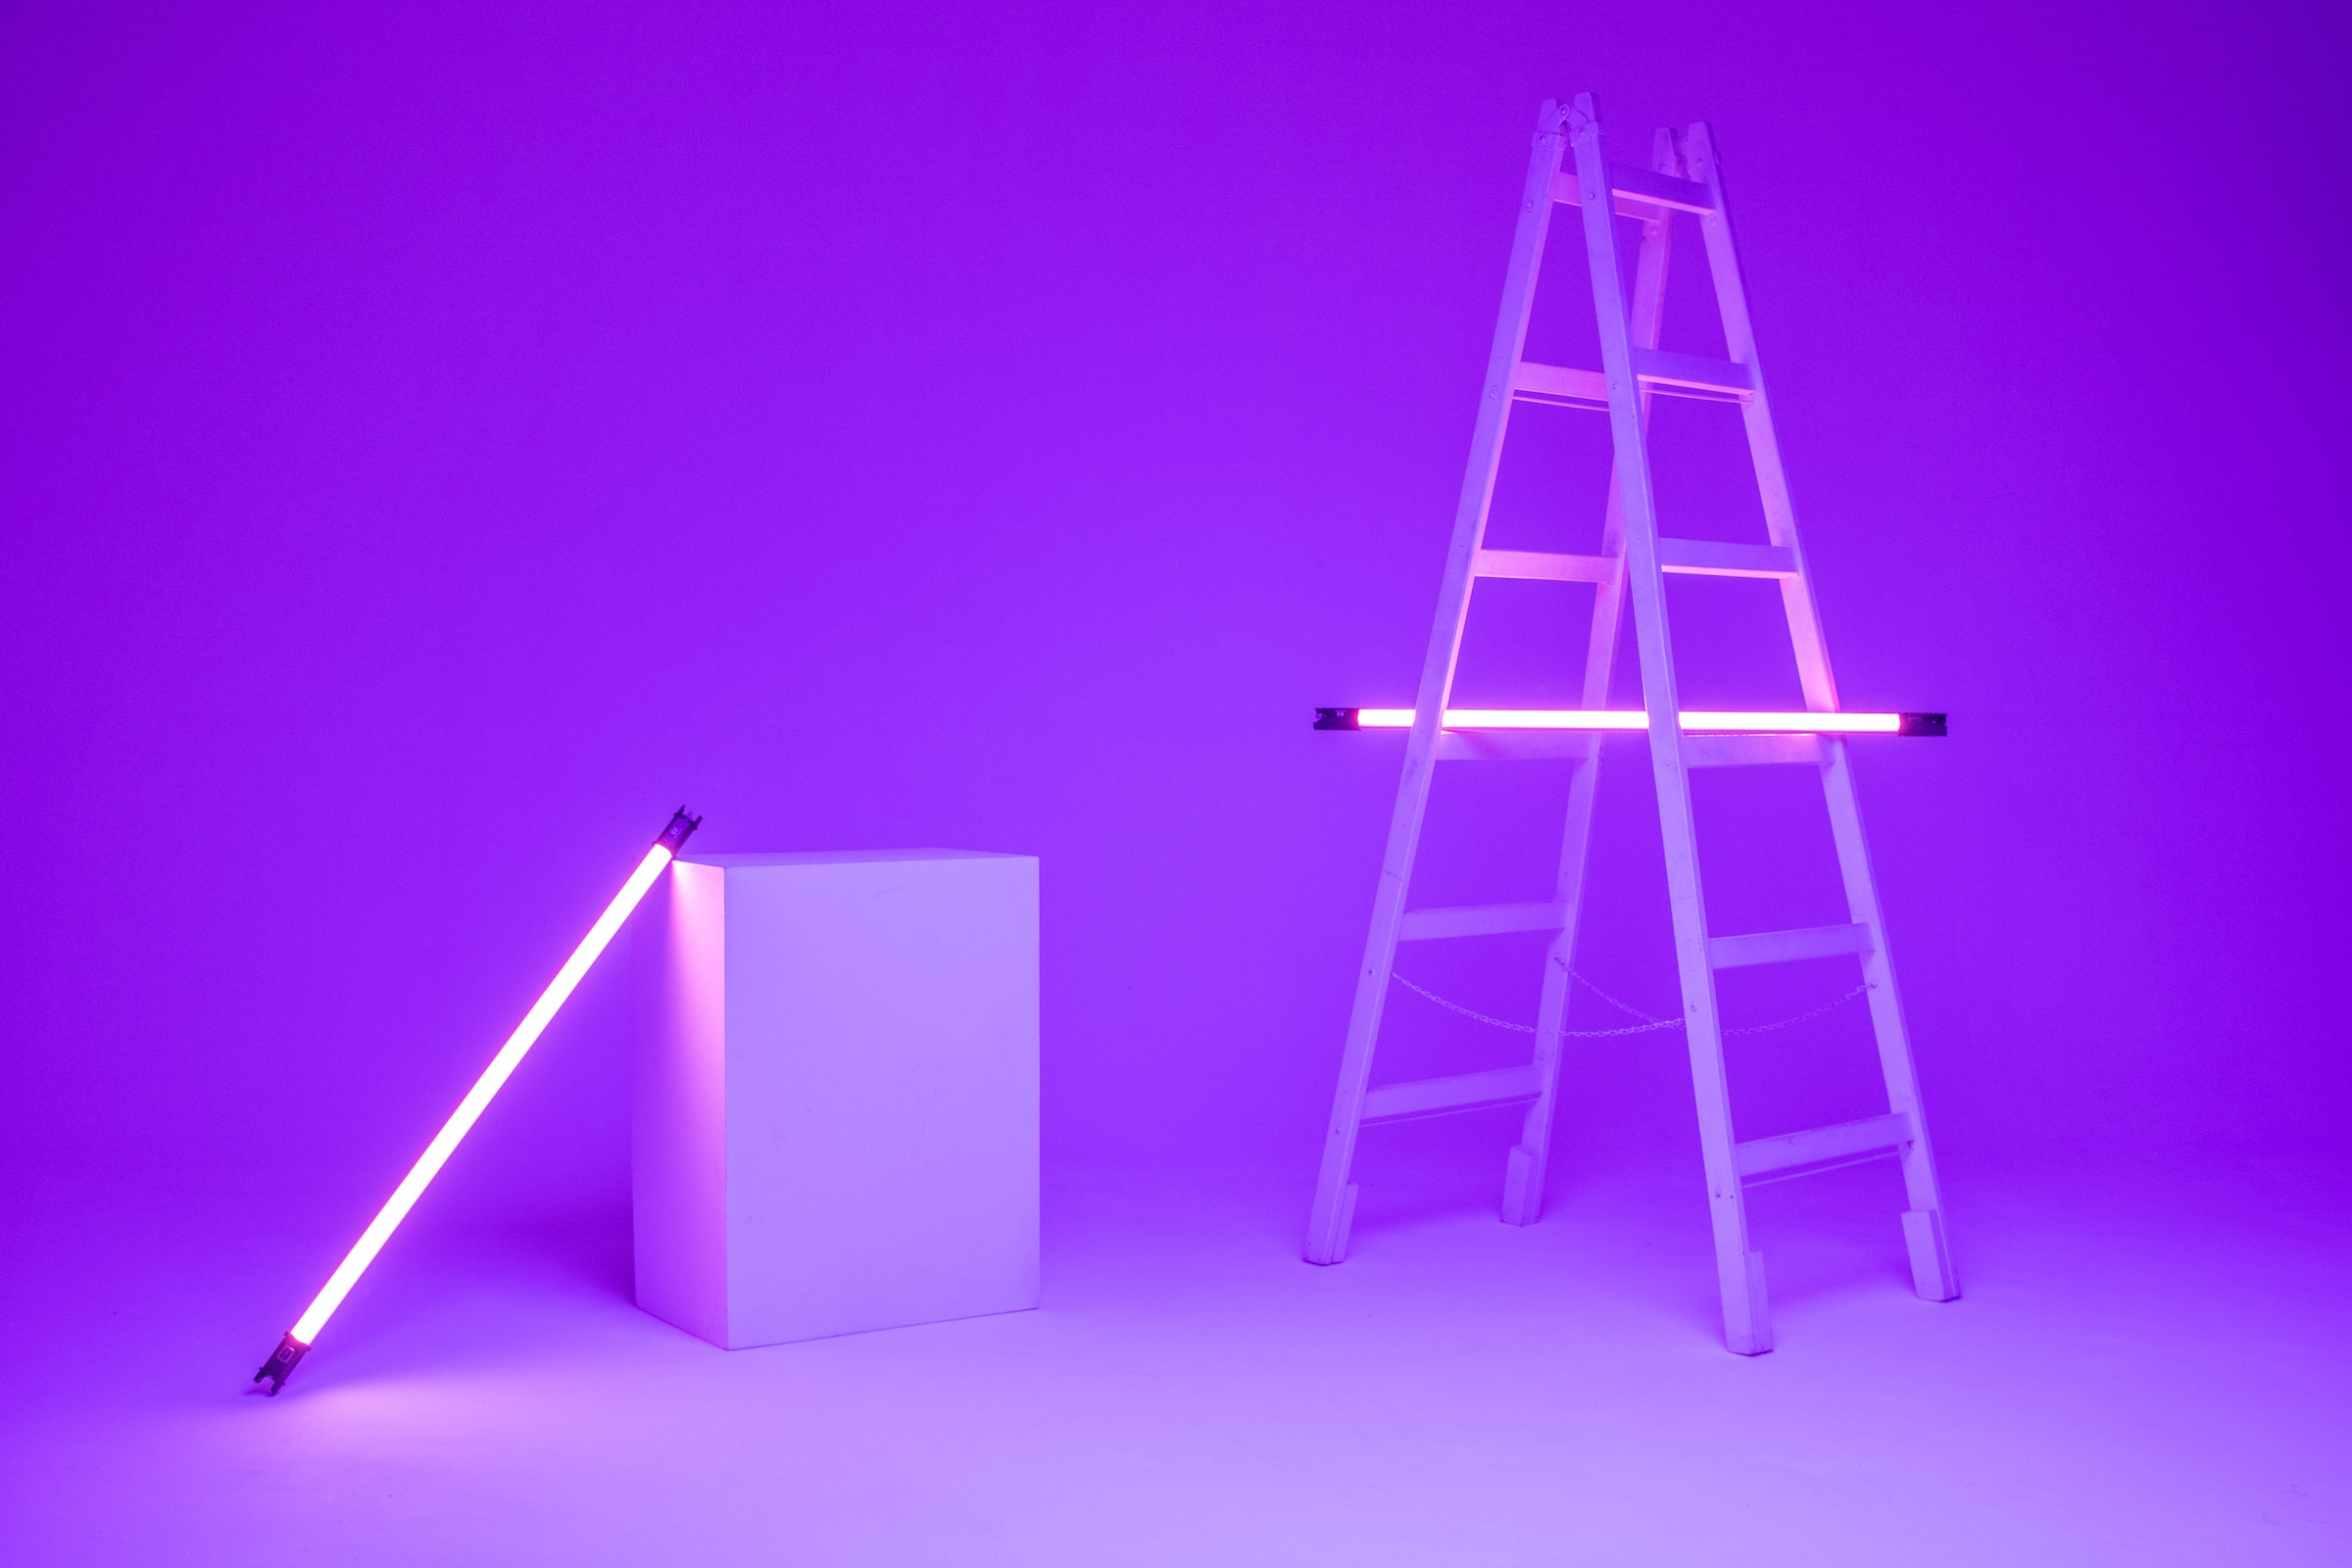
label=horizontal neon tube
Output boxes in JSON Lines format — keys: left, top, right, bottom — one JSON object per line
{"left": 257, "top": 811, "right": 700, "bottom": 1393}
{"left": 1332, "top": 709, "right": 1939, "bottom": 734}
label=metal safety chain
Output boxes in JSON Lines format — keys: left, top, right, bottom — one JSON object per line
{"left": 1393, "top": 969, "right": 1873, "bottom": 1039}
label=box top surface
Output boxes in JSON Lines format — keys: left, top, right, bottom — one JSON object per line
{"left": 679, "top": 849, "right": 1031, "bottom": 868}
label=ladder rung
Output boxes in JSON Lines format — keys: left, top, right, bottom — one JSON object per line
{"left": 1474, "top": 548, "right": 1615, "bottom": 583}
{"left": 1632, "top": 347, "right": 1754, "bottom": 400}
{"left": 1399, "top": 902, "right": 1570, "bottom": 941}
{"left": 1435, "top": 730, "right": 1598, "bottom": 763}
{"left": 1512, "top": 352, "right": 1754, "bottom": 410}
{"left": 1736, "top": 1112, "right": 1912, "bottom": 1180}
{"left": 1510, "top": 361, "right": 1609, "bottom": 408}
{"left": 1550, "top": 165, "right": 1718, "bottom": 216}
{"left": 1363, "top": 1064, "right": 1543, "bottom": 1123}
{"left": 1709, "top": 922, "right": 1874, "bottom": 970}
{"left": 1656, "top": 538, "right": 1796, "bottom": 579}
{"left": 1684, "top": 733, "right": 1827, "bottom": 768}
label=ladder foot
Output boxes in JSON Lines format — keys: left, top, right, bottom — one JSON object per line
{"left": 1722, "top": 1250, "right": 1775, "bottom": 1354}
{"left": 1499, "top": 1145, "right": 1544, "bottom": 1226}
{"left": 1902, "top": 1207, "right": 1959, "bottom": 1300}
{"left": 1303, "top": 1183, "right": 1358, "bottom": 1265}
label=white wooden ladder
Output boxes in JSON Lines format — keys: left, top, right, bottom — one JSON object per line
{"left": 1304, "top": 94, "right": 1959, "bottom": 1354}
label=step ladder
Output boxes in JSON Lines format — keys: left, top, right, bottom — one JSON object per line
{"left": 1304, "top": 94, "right": 1958, "bottom": 1354}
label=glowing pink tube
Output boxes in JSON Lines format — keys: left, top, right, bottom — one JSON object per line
{"left": 1323, "top": 708, "right": 1939, "bottom": 735}
{"left": 253, "top": 810, "right": 701, "bottom": 1395}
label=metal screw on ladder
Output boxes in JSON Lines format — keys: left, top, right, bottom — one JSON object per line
{"left": 1305, "top": 93, "right": 1960, "bottom": 1353}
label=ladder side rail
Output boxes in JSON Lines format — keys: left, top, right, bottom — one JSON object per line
{"left": 1820, "top": 739, "right": 1959, "bottom": 1298}
{"left": 1507, "top": 138, "right": 1680, "bottom": 1226}
{"left": 1569, "top": 94, "right": 1771, "bottom": 1354}
{"left": 1305, "top": 102, "right": 1571, "bottom": 1265}
{"left": 1679, "top": 122, "right": 1840, "bottom": 713}
{"left": 1685, "top": 122, "right": 1957, "bottom": 1305}
{"left": 1575, "top": 128, "right": 1683, "bottom": 713}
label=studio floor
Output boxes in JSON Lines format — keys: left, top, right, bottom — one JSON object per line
{"left": 3, "top": 1152, "right": 2343, "bottom": 1566}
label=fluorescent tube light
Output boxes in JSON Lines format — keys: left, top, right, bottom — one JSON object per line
{"left": 252, "top": 808, "right": 702, "bottom": 1396}
{"left": 1314, "top": 708, "right": 1944, "bottom": 736}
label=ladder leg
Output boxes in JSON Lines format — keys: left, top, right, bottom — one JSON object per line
{"left": 1501, "top": 158, "right": 1674, "bottom": 1229}
{"left": 1657, "top": 762, "right": 1769, "bottom": 1351}
{"left": 1571, "top": 94, "right": 1770, "bottom": 1353}
{"left": 1655, "top": 766, "right": 1771, "bottom": 1349}
{"left": 1688, "top": 120, "right": 1956, "bottom": 1306}
{"left": 1502, "top": 746, "right": 1599, "bottom": 1226}
{"left": 1679, "top": 114, "right": 1951, "bottom": 1332}
{"left": 1306, "top": 103, "right": 1570, "bottom": 1265}
{"left": 1501, "top": 943, "right": 1567, "bottom": 1226}
{"left": 1690, "top": 1013, "right": 1772, "bottom": 1352}
{"left": 1820, "top": 741, "right": 1959, "bottom": 1300}
{"left": 1304, "top": 785, "right": 1419, "bottom": 1264}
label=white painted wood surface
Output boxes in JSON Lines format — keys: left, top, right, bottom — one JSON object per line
{"left": 1571, "top": 94, "right": 1773, "bottom": 1355}
{"left": 1630, "top": 346, "right": 1754, "bottom": 397}
{"left": 1307, "top": 95, "right": 1957, "bottom": 1347}
{"left": 1433, "top": 729, "right": 1599, "bottom": 762}
{"left": 1682, "top": 733, "right": 1827, "bottom": 769}
{"left": 1363, "top": 1065, "right": 1544, "bottom": 1123}
{"left": 1506, "top": 123, "right": 1678, "bottom": 1230}
{"left": 1707, "top": 921, "right": 1875, "bottom": 970}
{"left": 1302, "top": 101, "right": 1572, "bottom": 1267}
{"left": 1681, "top": 115, "right": 1957, "bottom": 1306}
{"left": 1655, "top": 538, "right": 1798, "bottom": 578}
{"left": 1550, "top": 163, "right": 1718, "bottom": 215}
{"left": 1735, "top": 1112, "right": 1912, "bottom": 1180}
{"left": 635, "top": 850, "right": 1039, "bottom": 1349}
{"left": 1473, "top": 548, "right": 1615, "bottom": 582}
{"left": 1397, "top": 901, "right": 1572, "bottom": 941}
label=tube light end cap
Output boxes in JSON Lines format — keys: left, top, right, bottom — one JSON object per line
{"left": 250, "top": 1332, "right": 310, "bottom": 1396}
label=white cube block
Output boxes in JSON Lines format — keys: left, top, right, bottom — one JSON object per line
{"left": 633, "top": 849, "right": 1038, "bottom": 1348}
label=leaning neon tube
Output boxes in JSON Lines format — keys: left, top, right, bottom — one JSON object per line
{"left": 252, "top": 809, "right": 702, "bottom": 1396}
{"left": 1314, "top": 708, "right": 1944, "bottom": 735}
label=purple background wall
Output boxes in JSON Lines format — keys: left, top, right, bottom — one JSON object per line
{"left": 2, "top": 0, "right": 2345, "bottom": 1313}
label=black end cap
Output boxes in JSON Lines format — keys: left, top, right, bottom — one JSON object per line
{"left": 1313, "top": 708, "right": 1361, "bottom": 731}
{"left": 1897, "top": 712, "right": 1947, "bottom": 737}
{"left": 656, "top": 808, "right": 703, "bottom": 854}
{"left": 251, "top": 1332, "right": 309, "bottom": 1396}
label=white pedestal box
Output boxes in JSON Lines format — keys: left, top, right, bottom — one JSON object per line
{"left": 633, "top": 850, "right": 1038, "bottom": 1348}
